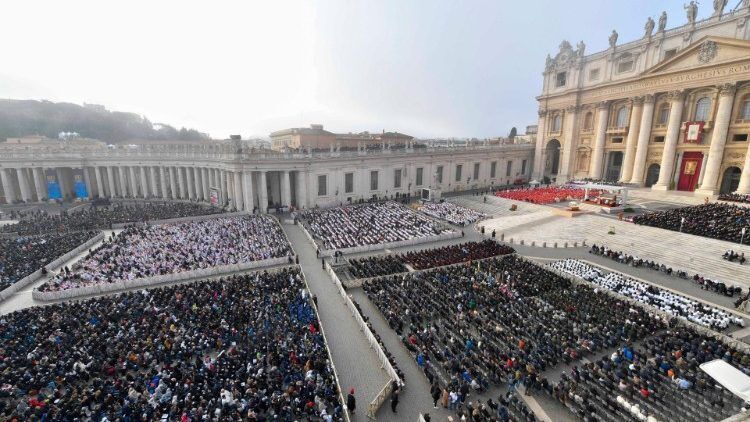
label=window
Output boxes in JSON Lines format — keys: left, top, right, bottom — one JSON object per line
{"left": 473, "top": 163, "right": 480, "bottom": 180}
{"left": 617, "top": 60, "right": 634, "bottom": 73}
{"left": 583, "top": 112, "right": 593, "bottom": 130}
{"left": 589, "top": 68, "right": 600, "bottom": 81}
{"left": 521, "top": 159, "right": 527, "bottom": 175}
{"left": 694, "top": 97, "right": 711, "bottom": 122}
{"left": 436, "top": 166, "right": 443, "bottom": 183}
{"left": 317, "top": 175, "right": 327, "bottom": 196}
{"left": 734, "top": 134, "right": 748, "bottom": 142}
{"left": 370, "top": 171, "right": 378, "bottom": 191}
{"left": 658, "top": 104, "right": 670, "bottom": 124}
{"left": 664, "top": 48, "right": 678, "bottom": 60}
{"left": 615, "top": 106, "right": 629, "bottom": 127}
{"left": 653, "top": 136, "right": 665, "bottom": 143}
{"left": 416, "top": 167, "right": 424, "bottom": 186}
{"left": 490, "top": 161, "right": 497, "bottom": 178}
{"left": 506, "top": 161, "right": 513, "bottom": 177}
{"left": 455, "top": 164, "right": 463, "bottom": 182}
{"left": 394, "top": 169, "right": 402, "bottom": 188}
{"left": 741, "top": 97, "right": 750, "bottom": 120}
{"left": 551, "top": 115, "right": 562, "bottom": 132}
{"left": 612, "top": 137, "right": 624, "bottom": 144}
{"left": 344, "top": 172, "right": 354, "bottom": 193}
{"left": 556, "top": 71, "right": 567, "bottom": 87}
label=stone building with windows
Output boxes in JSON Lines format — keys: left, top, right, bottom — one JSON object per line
{"left": 534, "top": 2, "right": 750, "bottom": 195}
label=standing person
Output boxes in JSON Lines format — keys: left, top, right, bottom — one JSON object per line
{"left": 347, "top": 388, "right": 356, "bottom": 415}
{"left": 390, "top": 383, "right": 400, "bottom": 413}
{"left": 431, "top": 383, "right": 441, "bottom": 409}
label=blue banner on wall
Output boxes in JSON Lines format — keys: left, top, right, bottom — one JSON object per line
{"left": 45, "top": 169, "right": 62, "bottom": 200}
{"left": 73, "top": 168, "right": 88, "bottom": 199}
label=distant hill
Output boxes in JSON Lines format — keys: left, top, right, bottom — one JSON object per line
{"left": 0, "top": 99, "right": 209, "bottom": 143}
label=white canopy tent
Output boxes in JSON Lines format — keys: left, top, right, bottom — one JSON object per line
{"left": 700, "top": 359, "right": 750, "bottom": 404}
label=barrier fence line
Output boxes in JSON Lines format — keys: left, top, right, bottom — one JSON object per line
{"left": 0, "top": 231, "right": 105, "bottom": 302}
{"left": 110, "top": 209, "right": 247, "bottom": 229}
{"left": 324, "top": 261, "right": 403, "bottom": 420}
{"left": 298, "top": 267, "right": 350, "bottom": 422}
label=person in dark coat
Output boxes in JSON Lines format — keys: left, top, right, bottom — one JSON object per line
{"left": 391, "top": 387, "right": 400, "bottom": 413}
{"left": 347, "top": 388, "right": 356, "bottom": 414}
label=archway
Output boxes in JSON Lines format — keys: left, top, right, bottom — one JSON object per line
{"left": 720, "top": 166, "right": 742, "bottom": 194}
{"left": 645, "top": 164, "right": 660, "bottom": 187}
{"left": 544, "top": 139, "right": 561, "bottom": 178}
{"left": 605, "top": 151, "right": 624, "bottom": 182}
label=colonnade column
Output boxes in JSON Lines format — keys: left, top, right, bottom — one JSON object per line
{"left": 118, "top": 167, "right": 128, "bottom": 197}
{"left": 620, "top": 96, "right": 644, "bottom": 183}
{"left": 179, "top": 167, "right": 188, "bottom": 199}
{"left": 194, "top": 168, "right": 203, "bottom": 200}
{"left": 558, "top": 105, "right": 579, "bottom": 182}
{"left": 106, "top": 167, "right": 116, "bottom": 198}
{"left": 258, "top": 171, "right": 268, "bottom": 213}
{"left": 697, "top": 83, "right": 737, "bottom": 195}
{"left": 185, "top": 168, "right": 194, "bottom": 200}
{"left": 233, "top": 172, "right": 243, "bottom": 211}
{"left": 220, "top": 171, "right": 228, "bottom": 205}
{"left": 0, "top": 168, "right": 16, "bottom": 203}
{"left": 169, "top": 167, "right": 177, "bottom": 199}
{"left": 94, "top": 167, "right": 104, "bottom": 198}
{"left": 139, "top": 166, "right": 149, "bottom": 198}
{"left": 150, "top": 167, "right": 159, "bottom": 198}
{"left": 243, "top": 171, "right": 255, "bottom": 212}
{"left": 281, "top": 170, "right": 291, "bottom": 207}
{"left": 296, "top": 170, "right": 307, "bottom": 209}
{"left": 128, "top": 167, "right": 138, "bottom": 198}
{"left": 159, "top": 167, "right": 168, "bottom": 199}
{"left": 202, "top": 168, "right": 210, "bottom": 201}
{"left": 34, "top": 167, "right": 47, "bottom": 200}
{"left": 653, "top": 90, "right": 686, "bottom": 190}
{"left": 588, "top": 101, "right": 610, "bottom": 179}
{"left": 532, "top": 109, "right": 547, "bottom": 181}
{"left": 630, "top": 95, "right": 656, "bottom": 185}
{"left": 736, "top": 146, "right": 750, "bottom": 194}
{"left": 17, "top": 168, "right": 32, "bottom": 202}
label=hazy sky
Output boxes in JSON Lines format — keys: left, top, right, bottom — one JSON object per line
{"left": 0, "top": 1, "right": 723, "bottom": 139}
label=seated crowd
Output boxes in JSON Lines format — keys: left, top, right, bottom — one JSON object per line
{"left": 0, "top": 268, "right": 343, "bottom": 421}
{"left": 299, "top": 202, "right": 451, "bottom": 250}
{"left": 347, "top": 255, "right": 407, "bottom": 279}
{"left": 632, "top": 203, "right": 750, "bottom": 244}
{"left": 0, "top": 231, "right": 98, "bottom": 292}
{"left": 550, "top": 259, "right": 744, "bottom": 330}
{"left": 2, "top": 202, "right": 223, "bottom": 235}
{"left": 399, "top": 240, "right": 515, "bottom": 270}
{"left": 495, "top": 186, "right": 601, "bottom": 205}
{"left": 719, "top": 192, "right": 750, "bottom": 204}
{"left": 363, "top": 255, "right": 661, "bottom": 416}
{"left": 417, "top": 201, "right": 486, "bottom": 226}
{"left": 589, "top": 244, "right": 744, "bottom": 298}
{"left": 39, "top": 215, "right": 292, "bottom": 292}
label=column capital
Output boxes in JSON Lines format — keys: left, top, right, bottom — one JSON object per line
{"left": 667, "top": 89, "right": 686, "bottom": 101}
{"left": 538, "top": 108, "right": 548, "bottom": 117}
{"left": 596, "top": 100, "right": 610, "bottom": 110}
{"left": 643, "top": 94, "right": 656, "bottom": 104}
{"left": 718, "top": 82, "right": 737, "bottom": 97}
{"left": 564, "top": 104, "right": 581, "bottom": 114}
{"left": 630, "top": 96, "right": 645, "bottom": 105}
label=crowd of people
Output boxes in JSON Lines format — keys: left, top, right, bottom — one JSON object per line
{"left": 363, "top": 255, "right": 662, "bottom": 416}
{"left": 417, "top": 201, "right": 486, "bottom": 226}
{"left": 589, "top": 244, "right": 744, "bottom": 298}
{"left": 2, "top": 202, "right": 224, "bottom": 235}
{"left": 298, "top": 202, "right": 451, "bottom": 250}
{"left": 495, "top": 186, "right": 601, "bottom": 205}
{"left": 39, "top": 216, "right": 292, "bottom": 292}
{"left": 550, "top": 259, "right": 744, "bottom": 330}
{"left": 723, "top": 250, "right": 746, "bottom": 265}
{"left": 0, "top": 268, "right": 344, "bottom": 421}
{"left": 719, "top": 193, "right": 750, "bottom": 204}
{"left": 347, "top": 255, "right": 407, "bottom": 279}
{"left": 0, "top": 231, "right": 98, "bottom": 292}
{"left": 632, "top": 203, "right": 750, "bottom": 244}
{"left": 399, "top": 240, "right": 515, "bottom": 270}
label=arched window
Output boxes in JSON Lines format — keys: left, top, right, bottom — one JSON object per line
{"left": 740, "top": 95, "right": 750, "bottom": 120}
{"left": 583, "top": 112, "right": 593, "bottom": 130}
{"left": 694, "top": 97, "right": 711, "bottom": 121}
{"left": 658, "top": 104, "right": 670, "bottom": 124}
{"left": 551, "top": 115, "right": 562, "bottom": 132}
{"left": 615, "top": 106, "right": 629, "bottom": 127}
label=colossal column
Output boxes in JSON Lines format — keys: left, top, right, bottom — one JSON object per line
{"left": 653, "top": 90, "right": 686, "bottom": 190}
{"left": 588, "top": 101, "right": 610, "bottom": 179}
{"left": 281, "top": 170, "right": 292, "bottom": 207}
{"left": 233, "top": 171, "right": 243, "bottom": 210}
{"left": 630, "top": 95, "right": 656, "bottom": 185}
{"left": 150, "top": 166, "right": 159, "bottom": 198}
{"left": 169, "top": 167, "right": 178, "bottom": 199}
{"left": 0, "top": 168, "right": 17, "bottom": 203}
{"left": 160, "top": 167, "right": 168, "bottom": 199}
{"left": 34, "top": 167, "right": 47, "bottom": 200}
{"left": 140, "top": 166, "right": 149, "bottom": 198}
{"left": 531, "top": 108, "right": 547, "bottom": 181}
{"left": 258, "top": 171, "right": 268, "bottom": 213}
{"left": 620, "top": 96, "right": 644, "bottom": 183}
{"left": 94, "top": 167, "right": 104, "bottom": 198}
{"left": 243, "top": 171, "right": 255, "bottom": 212}
{"left": 558, "top": 105, "right": 580, "bottom": 182}
{"left": 296, "top": 170, "right": 307, "bottom": 209}
{"left": 697, "top": 83, "right": 737, "bottom": 195}
{"left": 17, "top": 168, "right": 32, "bottom": 202}
{"left": 106, "top": 166, "right": 116, "bottom": 197}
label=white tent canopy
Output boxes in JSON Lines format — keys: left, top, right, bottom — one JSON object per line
{"left": 700, "top": 359, "right": 750, "bottom": 404}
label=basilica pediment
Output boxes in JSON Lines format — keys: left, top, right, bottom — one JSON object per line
{"left": 644, "top": 36, "right": 750, "bottom": 76}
